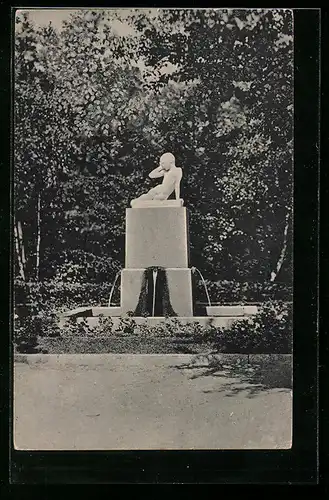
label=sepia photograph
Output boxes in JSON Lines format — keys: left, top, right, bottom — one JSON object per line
{"left": 13, "top": 8, "right": 293, "bottom": 450}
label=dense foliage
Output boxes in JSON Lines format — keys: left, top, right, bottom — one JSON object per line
{"left": 204, "top": 301, "right": 292, "bottom": 354}
{"left": 14, "top": 8, "right": 293, "bottom": 288}
{"left": 14, "top": 277, "right": 292, "bottom": 317}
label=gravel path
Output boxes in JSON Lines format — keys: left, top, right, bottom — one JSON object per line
{"left": 14, "top": 354, "right": 292, "bottom": 450}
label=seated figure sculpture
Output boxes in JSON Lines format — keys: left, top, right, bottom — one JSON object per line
{"left": 131, "top": 152, "right": 182, "bottom": 208}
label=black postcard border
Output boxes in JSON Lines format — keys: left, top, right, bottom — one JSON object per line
{"left": 1, "top": 4, "right": 321, "bottom": 486}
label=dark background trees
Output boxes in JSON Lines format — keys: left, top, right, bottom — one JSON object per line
{"left": 14, "top": 8, "right": 293, "bottom": 289}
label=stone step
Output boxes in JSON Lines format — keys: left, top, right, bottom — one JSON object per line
{"left": 131, "top": 199, "right": 184, "bottom": 208}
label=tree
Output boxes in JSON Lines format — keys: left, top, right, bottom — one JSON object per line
{"left": 14, "top": 8, "right": 293, "bottom": 287}
{"left": 127, "top": 8, "right": 293, "bottom": 281}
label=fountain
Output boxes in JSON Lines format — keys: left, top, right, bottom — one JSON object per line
{"left": 108, "top": 270, "right": 121, "bottom": 307}
{"left": 191, "top": 267, "right": 212, "bottom": 308}
{"left": 151, "top": 269, "right": 158, "bottom": 317}
{"left": 62, "top": 152, "right": 258, "bottom": 327}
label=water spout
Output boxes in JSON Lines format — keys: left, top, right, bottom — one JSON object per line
{"left": 152, "top": 269, "right": 158, "bottom": 316}
{"left": 108, "top": 270, "right": 121, "bottom": 307}
{"left": 191, "top": 267, "right": 212, "bottom": 308}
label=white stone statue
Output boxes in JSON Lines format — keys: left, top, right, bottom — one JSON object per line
{"left": 131, "top": 152, "right": 183, "bottom": 207}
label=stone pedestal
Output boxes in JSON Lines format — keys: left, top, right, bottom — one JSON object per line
{"left": 121, "top": 203, "right": 193, "bottom": 316}
{"left": 62, "top": 200, "right": 261, "bottom": 323}
{"left": 125, "top": 206, "right": 189, "bottom": 269}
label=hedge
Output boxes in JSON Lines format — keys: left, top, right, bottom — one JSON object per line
{"left": 14, "top": 279, "right": 114, "bottom": 316}
{"left": 14, "top": 278, "right": 293, "bottom": 317}
{"left": 194, "top": 279, "right": 292, "bottom": 303}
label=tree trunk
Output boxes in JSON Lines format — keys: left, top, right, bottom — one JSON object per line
{"left": 17, "top": 220, "right": 26, "bottom": 269}
{"left": 270, "top": 211, "right": 290, "bottom": 282}
{"left": 36, "top": 192, "right": 41, "bottom": 281}
{"left": 14, "top": 221, "right": 25, "bottom": 281}
{"left": 192, "top": 104, "right": 196, "bottom": 149}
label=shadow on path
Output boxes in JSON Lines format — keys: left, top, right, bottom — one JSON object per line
{"left": 171, "top": 354, "right": 292, "bottom": 398}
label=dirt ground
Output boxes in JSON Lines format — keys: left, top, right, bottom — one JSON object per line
{"left": 14, "top": 354, "right": 292, "bottom": 450}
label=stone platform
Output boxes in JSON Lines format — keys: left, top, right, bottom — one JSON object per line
{"left": 59, "top": 313, "right": 245, "bottom": 330}
{"left": 62, "top": 305, "right": 258, "bottom": 320}
{"left": 59, "top": 306, "right": 258, "bottom": 330}
{"left": 206, "top": 305, "right": 258, "bottom": 316}
{"left": 130, "top": 199, "right": 184, "bottom": 208}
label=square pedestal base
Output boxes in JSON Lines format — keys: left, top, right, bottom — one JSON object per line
{"left": 125, "top": 207, "right": 189, "bottom": 268}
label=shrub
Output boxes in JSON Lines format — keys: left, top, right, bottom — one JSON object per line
{"left": 205, "top": 301, "right": 292, "bottom": 354}
{"left": 14, "top": 310, "right": 62, "bottom": 352}
{"left": 193, "top": 279, "right": 293, "bottom": 304}
{"left": 92, "top": 315, "right": 114, "bottom": 336}
{"left": 14, "top": 314, "right": 40, "bottom": 353}
{"left": 14, "top": 313, "right": 60, "bottom": 353}
{"left": 14, "top": 279, "right": 115, "bottom": 317}
{"left": 115, "top": 315, "right": 138, "bottom": 336}
{"left": 52, "top": 251, "right": 120, "bottom": 284}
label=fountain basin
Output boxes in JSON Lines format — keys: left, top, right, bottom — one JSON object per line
{"left": 61, "top": 306, "right": 122, "bottom": 319}
{"left": 59, "top": 314, "right": 248, "bottom": 330}
{"left": 206, "top": 305, "right": 258, "bottom": 317}
{"left": 92, "top": 307, "right": 122, "bottom": 316}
